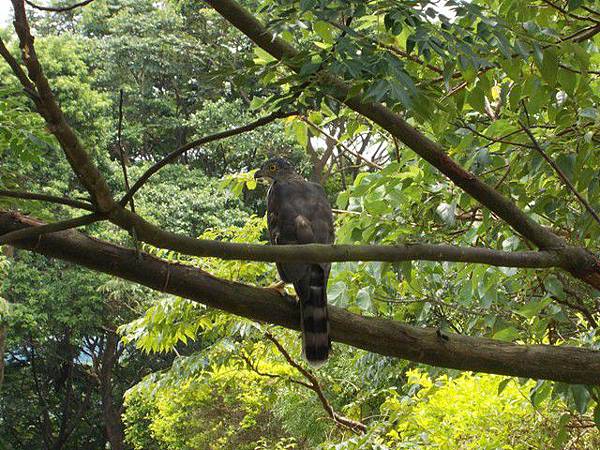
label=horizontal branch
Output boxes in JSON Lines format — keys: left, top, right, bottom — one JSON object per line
{"left": 0, "top": 189, "right": 95, "bottom": 211}
{"left": 1, "top": 211, "right": 599, "bottom": 384}
{"left": 105, "top": 206, "right": 600, "bottom": 292}
{"left": 120, "top": 109, "right": 297, "bottom": 206}
{"left": 106, "top": 205, "right": 567, "bottom": 267}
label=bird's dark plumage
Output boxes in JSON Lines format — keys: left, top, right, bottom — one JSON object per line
{"left": 255, "top": 158, "right": 334, "bottom": 366}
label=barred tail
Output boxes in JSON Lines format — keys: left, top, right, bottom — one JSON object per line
{"left": 298, "top": 265, "right": 330, "bottom": 367}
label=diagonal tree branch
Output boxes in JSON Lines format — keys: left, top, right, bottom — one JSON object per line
{"left": 265, "top": 331, "right": 367, "bottom": 433}
{"left": 1, "top": 210, "right": 599, "bottom": 385}
{"left": 203, "top": 0, "right": 566, "bottom": 252}
{"left": 10, "top": 0, "right": 115, "bottom": 212}
{"left": 120, "top": 109, "right": 298, "bottom": 206}
{"left": 519, "top": 120, "right": 600, "bottom": 227}
{"left": 0, "top": 35, "right": 37, "bottom": 95}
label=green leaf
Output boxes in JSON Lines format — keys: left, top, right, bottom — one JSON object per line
{"left": 540, "top": 48, "right": 559, "bottom": 87}
{"left": 515, "top": 298, "right": 551, "bottom": 319}
{"left": 493, "top": 326, "right": 520, "bottom": 341}
{"left": 497, "top": 378, "right": 511, "bottom": 395}
{"left": 467, "top": 86, "right": 485, "bottom": 113}
{"left": 543, "top": 276, "right": 565, "bottom": 300}
{"left": 567, "top": 0, "right": 583, "bottom": 10}
{"left": 253, "top": 47, "right": 276, "bottom": 65}
{"left": 570, "top": 385, "right": 590, "bottom": 414}
{"left": 579, "top": 107, "right": 598, "bottom": 120}
{"left": 294, "top": 121, "right": 308, "bottom": 148}
{"left": 436, "top": 202, "right": 456, "bottom": 226}
{"left": 313, "top": 21, "right": 335, "bottom": 44}
{"left": 530, "top": 380, "right": 551, "bottom": 407}
{"left": 336, "top": 191, "right": 349, "bottom": 209}
{"left": 355, "top": 287, "right": 372, "bottom": 312}
{"left": 557, "top": 69, "right": 577, "bottom": 96}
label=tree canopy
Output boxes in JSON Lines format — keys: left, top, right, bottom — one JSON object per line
{"left": 1, "top": 0, "right": 599, "bottom": 448}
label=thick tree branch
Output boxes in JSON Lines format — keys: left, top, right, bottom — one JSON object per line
{"left": 107, "top": 207, "right": 565, "bottom": 267}
{"left": 203, "top": 0, "right": 566, "bottom": 252}
{"left": 1, "top": 211, "right": 599, "bottom": 385}
{"left": 10, "top": 0, "right": 115, "bottom": 211}
{"left": 119, "top": 109, "right": 297, "bottom": 206}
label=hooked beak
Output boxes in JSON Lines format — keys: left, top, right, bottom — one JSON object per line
{"left": 254, "top": 169, "right": 266, "bottom": 180}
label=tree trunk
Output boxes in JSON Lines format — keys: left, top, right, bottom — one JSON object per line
{"left": 0, "top": 324, "right": 6, "bottom": 389}
{"left": 100, "top": 330, "right": 125, "bottom": 450}
{"left": 0, "top": 245, "right": 13, "bottom": 390}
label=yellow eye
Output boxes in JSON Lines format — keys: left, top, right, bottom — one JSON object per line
{"left": 269, "top": 164, "right": 277, "bottom": 171}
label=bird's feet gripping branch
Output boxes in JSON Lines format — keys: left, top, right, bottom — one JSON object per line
{"left": 255, "top": 157, "right": 335, "bottom": 367}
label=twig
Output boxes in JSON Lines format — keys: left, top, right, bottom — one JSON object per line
{"left": 519, "top": 120, "right": 600, "bottom": 227}
{"left": 0, "top": 190, "right": 95, "bottom": 211}
{"left": 116, "top": 90, "right": 134, "bottom": 212}
{"left": 239, "top": 353, "right": 312, "bottom": 389}
{"left": 539, "top": 0, "right": 600, "bottom": 24}
{"left": 582, "top": 6, "right": 600, "bottom": 18}
{"left": 301, "top": 118, "right": 382, "bottom": 170}
{"left": 493, "top": 165, "right": 511, "bottom": 189}
{"left": 120, "top": 109, "right": 297, "bottom": 206}
{"left": 461, "top": 124, "right": 534, "bottom": 149}
{"left": 561, "top": 23, "right": 600, "bottom": 43}
{"left": 24, "top": 0, "right": 95, "bottom": 13}
{"left": 115, "top": 89, "right": 140, "bottom": 256}
{"left": 536, "top": 276, "right": 598, "bottom": 328}
{"left": 0, "top": 213, "right": 101, "bottom": 245}
{"left": 265, "top": 332, "right": 367, "bottom": 433}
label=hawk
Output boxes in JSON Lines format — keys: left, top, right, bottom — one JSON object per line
{"left": 255, "top": 157, "right": 334, "bottom": 366}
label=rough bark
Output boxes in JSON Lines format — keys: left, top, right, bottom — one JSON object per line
{"left": 1, "top": 212, "right": 598, "bottom": 385}
{"left": 100, "top": 331, "right": 125, "bottom": 450}
{"left": 0, "top": 325, "right": 6, "bottom": 389}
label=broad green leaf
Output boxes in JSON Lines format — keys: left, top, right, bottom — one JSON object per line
{"left": 313, "top": 21, "right": 335, "bottom": 44}
{"left": 540, "top": 49, "right": 559, "bottom": 87}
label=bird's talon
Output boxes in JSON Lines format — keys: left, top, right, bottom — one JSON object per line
{"left": 266, "top": 280, "right": 287, "bottom": 295}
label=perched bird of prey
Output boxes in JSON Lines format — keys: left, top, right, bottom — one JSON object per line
{"left": 255, "top": 157, "right": 334, "bottom": 366}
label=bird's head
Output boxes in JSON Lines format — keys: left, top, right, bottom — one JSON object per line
{"left": 254, "top": 157, "right": 298, "bottom": 182}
